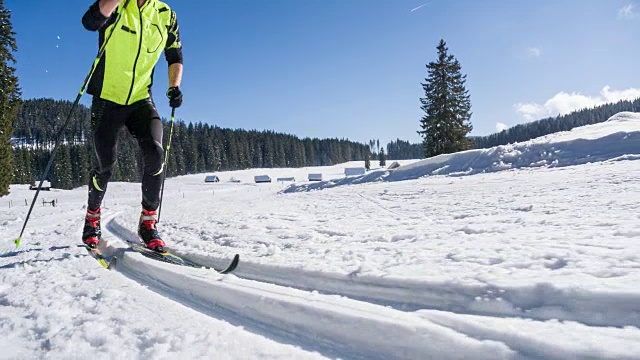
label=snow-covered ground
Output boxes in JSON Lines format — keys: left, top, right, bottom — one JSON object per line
{"left": 1, "top": 112, "right": 640, "bottom": 359}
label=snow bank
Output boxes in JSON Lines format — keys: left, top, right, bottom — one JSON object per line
{"left": 284, "top": 112, "right": 640, "bottom": 193}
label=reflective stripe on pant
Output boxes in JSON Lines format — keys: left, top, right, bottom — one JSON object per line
{"left": 88, "top": 96, "right": 164, "bottom": 211}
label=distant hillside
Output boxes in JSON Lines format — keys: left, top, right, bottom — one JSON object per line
{"left": 13, "top": 98, "right": 92, "bottom": 146}
{"left": 285, "top": 111, "right": 640, "bottom": 192}
{"left": 391, "top": 97, "right": 640, "bottom": 157}
{"left": 471, "top": 97, "right": 640, "bottom": 149}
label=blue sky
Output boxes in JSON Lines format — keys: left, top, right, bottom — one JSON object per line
{"left": 6, "top": 0, "right": 640, "bottom": 146}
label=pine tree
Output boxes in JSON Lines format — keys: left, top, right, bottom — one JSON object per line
{"left": 52, "top": 144, "right": 73, "bottom": 189}
{"left": 12, "top": 147, "right": 25, "bottom": 184}
{"left": 364, "top": 151, "right": 371, "bottom": 170}
{"left": 378, "top": 148, "right": 386, "bottom": 167}
{"left": 0, "top": 1, "right": 21, "bottom": 195}
{"left": 418, "top": 39, "right": 473, "bottom": 158}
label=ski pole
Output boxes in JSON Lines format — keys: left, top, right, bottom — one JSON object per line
{"left": 13, "top": 0, "right": 132, "bottom": 249}
{"left": 157, "top": 107, "right": 176, "bottom": 223}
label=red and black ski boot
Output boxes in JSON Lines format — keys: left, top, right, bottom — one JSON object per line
{"left": 138, "top": 208, "right": 165, "bottom": 252}
{"left": 82, "top": 208, "right": 101, "bottom": 248}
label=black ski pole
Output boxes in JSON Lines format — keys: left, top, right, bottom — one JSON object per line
{"left": 157, "top": 107, "right": 176, "bottom": 223}
{"left": 13, "top": 0, "right": 132, "bottom": 249}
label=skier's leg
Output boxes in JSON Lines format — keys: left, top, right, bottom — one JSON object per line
{"left": 126, "top": 98, "right": 164, "bottom": 211}
{"left": 84, "top": 97, "right": 126, "bottom": 246}
{"left": 127, "top": 98, "right": 165, "bottom": 251}
{"left": 87, "top": 97, "right": 126, "bottom": 210}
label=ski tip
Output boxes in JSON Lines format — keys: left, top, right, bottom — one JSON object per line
{"left": 219, "top": 254, "right": 240, "bottom": 274}
{"left": 14, "top": 237, "right": 21, "bottom": 248}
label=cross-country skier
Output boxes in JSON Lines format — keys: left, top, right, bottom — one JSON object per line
{"left": 80, "top": 0, "right": 183, "bottom": 252}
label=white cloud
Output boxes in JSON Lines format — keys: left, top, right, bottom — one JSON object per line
{"left": 527, "top": 47, "right": 542, "bottom": 58}
{"left": 513, "top": 103, "right": 546, "bottom": 121}
{"left": 618, "top": 4, "right": 637, "bottom": 19}
{"left": 514, "top": 86, "right": 640, "bottom": 121}
{"left": 496, "top": 122, "right": 509, "bottom": 132}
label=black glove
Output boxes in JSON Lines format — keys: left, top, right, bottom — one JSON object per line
{"left": 166, "top": 86, "right": 183, "bottom": 108}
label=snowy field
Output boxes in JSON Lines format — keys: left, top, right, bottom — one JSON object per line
{"left": 1, "top": 112, "right": 640, "bottom": 359}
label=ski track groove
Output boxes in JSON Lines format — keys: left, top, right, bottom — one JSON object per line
{"left": 101, "top": 215, "right": 520, "bottom": 360}
{"left": 175, "top": 238, "right": 640, "bottom": 329}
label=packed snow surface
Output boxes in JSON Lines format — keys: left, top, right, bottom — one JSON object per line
{"left": 1, "top": 112, "right": 640, "bottom": 359}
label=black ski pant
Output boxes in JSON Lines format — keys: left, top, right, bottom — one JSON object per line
{"left": 87, "top": 97, "right": 164, "bottom": 212}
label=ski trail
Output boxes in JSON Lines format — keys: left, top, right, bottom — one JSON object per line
{"left": 102, "top": 215, "right": 640, "bottom": 359}
{"left": 108, "top": 205, "right": 640, "bottom": 329}
{"left": 416, "top": 310, "right": 640, "bottom": 360}
{"left": 357, "top": 193, "right": 404, "bottom": 218}
{"left": 102, "top": 216, "right": 517, "bottom": 360}
{"left": 177, "top": 248, "right": 640, "bottom": 328}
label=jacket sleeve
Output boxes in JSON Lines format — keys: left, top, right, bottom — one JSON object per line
{"left": 82, "top": 1, "right": 113, "bottom": 31}
{"left": 164, "top": 10, "right": 183, "bottom": 65}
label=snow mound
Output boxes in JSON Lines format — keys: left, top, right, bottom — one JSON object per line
{"left": 285, "top": 112, "right": 640, "bottom": 193}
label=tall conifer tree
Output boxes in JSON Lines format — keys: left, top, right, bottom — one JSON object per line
{"left": 0, "top": 1, "right": 21, "bottom": 195}
{"left": 418, "top": 39, "right": 473, "bottom": 158}
{"left": 378, "top": 148, "right": 386, "bottom": 167}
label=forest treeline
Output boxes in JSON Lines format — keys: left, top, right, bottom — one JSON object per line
{"left": 12, "top": 99, "right": 370, "bottom": 189}
{"left": 12, "top": 96, "right": 640, "bottom": 189}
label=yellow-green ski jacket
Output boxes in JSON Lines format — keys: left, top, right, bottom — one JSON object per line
{"left": 82, "top": 0, "right": 183, "bottom": 105}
